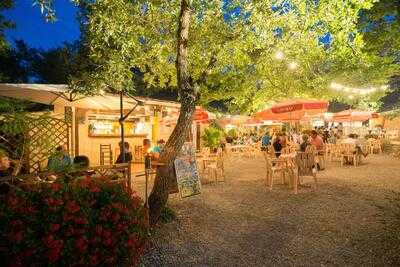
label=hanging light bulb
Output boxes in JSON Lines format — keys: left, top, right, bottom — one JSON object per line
{"left": 288, "top": 62, "right": 298, "bottom": 70}
{"left": 274, "top": 50, "right": 284, "bottom": 60}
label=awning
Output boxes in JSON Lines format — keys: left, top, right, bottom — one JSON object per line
{"left": 331, "top": 109, "right": 379, "bottom": 122}
{"left": 0, "top": 83, "right": 180, "bottom": 111}
{"left": 243, "top": 117, "right": 264, "bottom": 126}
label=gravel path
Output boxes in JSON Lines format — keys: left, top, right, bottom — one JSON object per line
{"left": 141, "top": 154, "right": 400, "bottom": 266}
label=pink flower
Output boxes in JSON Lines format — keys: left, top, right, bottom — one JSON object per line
{"left": 66, "top": 201, "right": 80, "bottom": 213}
{"left": 50, "top": 223, "right": 60, "bottom": 232}
{"left": 75, "top": 237, "right": 88, "bottom": 252}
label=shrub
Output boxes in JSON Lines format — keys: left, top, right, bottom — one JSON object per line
{"left": 0, "top": 177, "right": 148, "bottom": 266}
{"left": 202, "top": 126, "right": 223, "bottom": 150}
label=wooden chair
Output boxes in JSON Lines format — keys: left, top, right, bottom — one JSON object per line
{"left": 263, "top": 151, "right": 298, "bottom": 193}
{"left": 340, "top": 143, "right": 359, "bottom": 166}
{"left": 263, "top": 152, "right": 286, "bottom": 191}
{"left": 202, "top": 151, "right": 225, "bottom": 183}
{"left": 100, "top": 144, "right": 113, "bottom": 165}
{"left": 372, "top": 139, "right": 383, "bottom": 154}
{"left": 295, "top": 148, "right": 317, "bottom": 189}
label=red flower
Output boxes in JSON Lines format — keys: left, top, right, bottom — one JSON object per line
{"left": 89, "top": 185, "right": 100, "bottom": 193}
{"left": 50, "top": 223, "right": 60, "bottom": 232}
{"left": 51, "top": 182, "right": 62, "bottom": 192}
{"left": 105, "top": 256, "right": 115, "bottom": 264}
{"left": 95, "top": 225, "right": 103, "bottom": 235}
{"left": 7, "top": 196, "right": 19, "bottom": 207}
{"left": 48, "top": 247, "right": 62, "bottom": 263}
{"left": 8, "top": 231, "right": 24, "bottom": 243}
{"left": 127, "top": 234, "right": 139, "bottom": 248}
{"left": 63, "top": 213, "right": 74, "bottom": 221}
{"left": 74, "top": 217, "right": 88, "bottom": 225}
{"left": 65, "top": 227, "right": 74, "bottom": 237}
{"left": 111, "top": 213, "right": 121, "bottom": 222}
{"left": 90, "top": 254, "right": 99, "bottom": 266}
{"left": 66, "top": 201, "right": 80, "bottom": 213}
{"left": 75, "top": 237, "right": 88, "bottom": 252}
{"left": 74, "top": 228, "right": 86, "bottom": 235}
{"left": 10, "top": 219, "right": 23, "bottom": 227}
{"left": 103, "top": 237, "right": 113, "bottom": 247}
{"left": 102, "top": 229, "right": 112, "bottom": 239}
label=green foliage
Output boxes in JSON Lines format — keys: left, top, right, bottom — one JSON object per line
{"left": 0, "top": 177, "right": 148, "bottom": 266}
{"left": 159, "top": 206, "right": 176, "bottom": 223}
{"left": 0, "top": 110, "right": 52, "bottom": 163}
{"left": 32, "top": 0, "right": 399, "bottom": 112}
{"left": 202, "top": 126, "right": 222, "bottom": 150}
{"left": 226, "top": 128, "right": 238, "bottom": 139}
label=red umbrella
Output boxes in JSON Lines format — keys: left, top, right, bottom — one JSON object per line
{"left": 193, "top": 107, "right": 210, "bottom": 123}
{"left": 254, "top": 100, "right": 328, "bottom": 122}
{"left": 271, "top": 99, "right": 329, "bottom": 114}
{"left": 331, "top": 109, "right": 379, "bottom": 122}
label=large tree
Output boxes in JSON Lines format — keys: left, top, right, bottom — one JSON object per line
{"left": 35, "top": 0, "right": 399, "bottom": 223}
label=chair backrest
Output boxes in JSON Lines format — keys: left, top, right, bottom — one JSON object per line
{"left": 295, "top": 151, "right": 315, "bottom": 176}
{"left": 100, "top": 144, "right": 112, "bottom": 165}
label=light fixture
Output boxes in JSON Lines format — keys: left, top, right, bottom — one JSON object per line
{"left": 288, "top": 62, "right": 298, "bottom": 70}
{"left": 274, "top": 50, "right": 284, "bottom": 60}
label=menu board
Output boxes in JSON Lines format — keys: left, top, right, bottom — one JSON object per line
{"left": 174, "top": 142, "right": 201, "bottom": 198}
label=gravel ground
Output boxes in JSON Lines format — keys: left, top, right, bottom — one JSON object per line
{"left": 141, "top": 154, "right": 400, "bottom": 266}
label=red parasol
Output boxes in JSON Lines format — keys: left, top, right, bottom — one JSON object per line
{"left": 193, "top": 107, "right": 210, "bottom": 123}
{"left": 254, "top": 99, "right": 328, "bottom": 122}
{"left": 270, "top": 99, "right": 329, "bottom": 114}
{"left": 331, "top": 109, "right": 379, "bottom": 122}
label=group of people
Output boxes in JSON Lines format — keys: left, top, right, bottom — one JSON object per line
{"left": 259, "top": 126, "right": 370, "bottom": 160}
{"left": 0, "top": 138, "right": 168, "bottom": 179}
{"left": 115, "top": 138, "right": 166, "bottom": 164}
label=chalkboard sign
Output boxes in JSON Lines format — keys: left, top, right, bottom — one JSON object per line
{"left": 174, "top": 142, "right": 201, "bottom": 198}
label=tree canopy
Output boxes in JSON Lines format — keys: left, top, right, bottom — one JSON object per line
{"left": 34, "top": 0, "right": 390, "bottom": 113}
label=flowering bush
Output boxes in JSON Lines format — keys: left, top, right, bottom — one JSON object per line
{"left": 0, "top": 177, "right": 148, "bottom": 266}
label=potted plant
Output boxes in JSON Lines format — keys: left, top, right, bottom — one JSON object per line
{"left": 202, "top": 126, "right": 223, "bottom": 153}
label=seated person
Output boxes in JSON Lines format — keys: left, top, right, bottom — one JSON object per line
{"left": 73, "top": 155, "right": 90, "bottom": 169}
{"left": 310, "top": 130, "right": 324, "bottom": 153}
{"left": 47, "top": 145, "right": 72, "bottom": 171}
{"left": 261, "top": 132, "right": 271, "bottom": 151}
{"left": 116, "top": 141, "right": 133, "bottom": 163}
{"left": 299, "top": 134, "right": 311, "bottom": 152}
{"left": 273, "top": 137, "right": 283, "bottom": 158}
{"left": 153, "top": 139, "right": 165, "bottom": 154}
{"left": 0, "top": 151, "right": 14, "bottom": 178}
{"left": 143, "top": 139, "right": 160, "bottom": 160}
{"left": 341, "top": 134, "right": 368, "bottom": 157}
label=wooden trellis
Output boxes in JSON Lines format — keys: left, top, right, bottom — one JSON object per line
{"left": 28, "top": 117, "right": 70, "bottom": 173}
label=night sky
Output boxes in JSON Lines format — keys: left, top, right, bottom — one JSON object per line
{"left": 4, "top": 0, "right": 80, "bottom": 49}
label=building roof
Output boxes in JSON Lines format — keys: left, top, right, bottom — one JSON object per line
{"left": 0, "top": 83, "right": 181, "bottom": 111}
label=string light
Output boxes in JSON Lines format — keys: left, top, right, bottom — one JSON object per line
{"left": 288, "top": 62, "right": 298, "bottom": 70}
{"left": 274, "top": 50, "right": 284, "bottom": 60}
{"left": 330, "top": 81, "right": 387, "bottom": 96}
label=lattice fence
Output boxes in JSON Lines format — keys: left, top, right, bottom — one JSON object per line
{"left": 28, "top": 117, "right": 70, "bottom": 173}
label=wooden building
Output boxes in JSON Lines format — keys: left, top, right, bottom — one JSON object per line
{"left": 0, "top": 84, "right": 208, "bottom": 168}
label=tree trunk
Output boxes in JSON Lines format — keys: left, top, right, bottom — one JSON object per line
{"left": 148, "top": 0, "right": 195, "bottom": 225}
